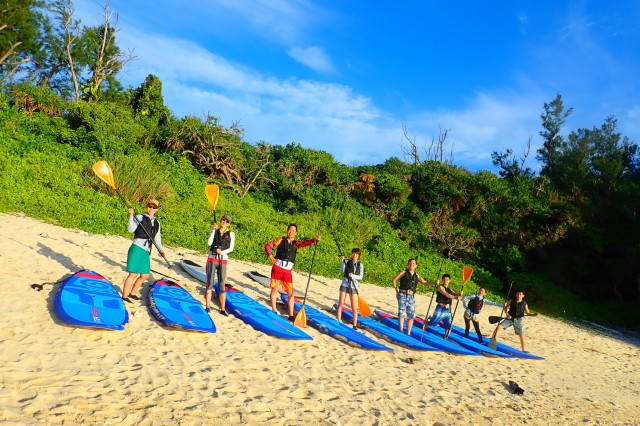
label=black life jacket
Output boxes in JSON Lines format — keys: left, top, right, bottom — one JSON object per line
{"left": 508, "top": 299, "right": 527, "bottom": 318}
{"left": 133, "top": 215, "right": 160, "bottom": 249}
{"left": 275, "top": 238, "right": 297, "bottom": 263}
{"left": 343, "top": 260, "right": 362, "bottom": 278}
{"left": 436, "top": 285, "right": 455, "bottom": 305}
{"left": 398, "top": 270, "right": 418, "bottom": 292}
{"left": 210, "top": 229, "right": 232, "bottom": 253}
{"left": 467, "top": 296, "right": 484, "bottom": 314}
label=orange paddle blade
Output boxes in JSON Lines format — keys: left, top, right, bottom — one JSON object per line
{"left": 293, "top": 306, "right": 307, "bottom": 328}
{"left": 462, "top": 266, "right": 474, "bottom": 284}
{"left": 205, "top": 184, "right": 220, "bottom": 210}
{"left": 358, "top": 296, "right": 372, "bottom": 317}
{"left": 92, "top": 160, "right": 116, "bottom": 189}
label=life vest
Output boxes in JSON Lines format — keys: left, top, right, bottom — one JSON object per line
{"left": 275, "top": 238, "right": 297, "bottom": 263}
{"left": 343, "top": 260, "right": 362, "bottom": 278}
{"left": 210, "top": 229, "right": 232, "bottom": 253}
{"left": 133, "top": 214, "right": 159, "bottom": 249}
{"left": 467, "top": 296, "right": 484, "bottom": 314}
{"left": 398, "top": 270, "right": 418, "bottom": 292}
{"left": 436, "top": 285, "right": 455, "bottom": 305}
{"left": 508, "top": 299, "right": 527, "bottom": 318}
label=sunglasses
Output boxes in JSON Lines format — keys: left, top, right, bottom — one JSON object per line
{"left": 221, "top": 219, "right": 229, "bottom": 223}
{"left": 147, "top": 204, "right": 159, "bottom": 209}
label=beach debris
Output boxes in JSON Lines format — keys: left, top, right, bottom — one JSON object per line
{"left": 509, "top": 380, "right": 525, "bottom": 395}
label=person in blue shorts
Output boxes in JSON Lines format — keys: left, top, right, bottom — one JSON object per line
{"left": 423, "top": 273, "right": 463, "bottom": 339}
{"left": 491, "top": 290, "right": 537, "bottom": 352}
{"left": 392, "top": 258, "right": 436, "bottom": 335}
{"left": 121, "top": 199, "right": 165, "bottom": 303}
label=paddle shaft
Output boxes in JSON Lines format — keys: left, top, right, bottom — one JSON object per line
{"left": 421, "top": 257, "right": 446, "bottom": 328}
{"left": 448, "top": 278, "right": 470, "bottom": 332}
{"left": 491, "top": 281, "right": 514, "bottom": 332}
{"left": 299, "top": 225, "right": 322, "bottom": 309}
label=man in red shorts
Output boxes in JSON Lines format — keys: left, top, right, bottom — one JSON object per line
{"left": 265, "top": 224, "right": 321, "bottom": 321}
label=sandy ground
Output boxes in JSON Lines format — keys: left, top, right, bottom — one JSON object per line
{"left": 1, "top": 212, "right": 639, "bottom": 426}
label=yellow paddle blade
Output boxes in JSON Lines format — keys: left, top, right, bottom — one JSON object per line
{"left": 462, "top": 266, "right": 474, "bottom": 284}
{"left": 293, "top": 306, "right": 307, "bottom": 328}
{"left": 92, "top": 160, "right": 116, "bottom": 189}
{"left": 358, "top": 296, "right": 372, "bottom": 317}
{"left": 205, "top": 184, "right": 220, "bottom": 210}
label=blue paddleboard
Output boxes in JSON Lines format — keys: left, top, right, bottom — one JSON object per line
{"left": 149, "top": 279, "right": 216, "bottom": 333}
{"left": 180, "top": 259, "right": 312, "bottom": 340}
{"left": 283, "top": 295, "right": 393, "bottom": 352}
{"left": 54, "top": 270, "right": 128, "bottom": 330}
{"left": 375, "top": 310, "right": 480, "bottom": 356}
{"left": 447, "top": 323, "right": 544, "bottom": 360}
{"left": 335, "top": 305, "right": 440, "bottom": 352}
{"left": 416, "top": 317, "right": 511, "bottom": 358}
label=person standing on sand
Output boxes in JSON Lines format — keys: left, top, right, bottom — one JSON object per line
{"left": 205, "top": 214, "right": 235, "bottom": 316}
{"left": 122, "top": 199, "right": 165, "bottom": 303}
{"left": 422, "top": 273, "right": 463, "bottom": 339}
{"left": 462, "top": 287, "right": 486, "bottom": 343}
{"left": 392, "top": 258, "right": 435, "bottom": 335}
{"left": 336, "top": 248, "right": 364, "bottom": 329}
{"left": 491, "top": 289, "right": 537, "bottom": 352}
{"left": 265, "top": 224, "right": 320, "bottom": 321}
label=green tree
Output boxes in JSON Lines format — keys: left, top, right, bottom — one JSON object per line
{"left": 0, "top": 0, "right": 46, "bottom": 83}
{"left": 537, "top": 93, "right": 573, "bottom": 182}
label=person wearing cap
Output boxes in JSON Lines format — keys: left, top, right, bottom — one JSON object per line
{"left": 122, "top": 199, "right": 165, "bottom": 303}
{"left": 205, "top": 214, "right": 235, "bottom": 316}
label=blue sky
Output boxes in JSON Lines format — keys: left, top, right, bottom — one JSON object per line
{"left": 74, "top": 0, "right": 640, "bottom": 172}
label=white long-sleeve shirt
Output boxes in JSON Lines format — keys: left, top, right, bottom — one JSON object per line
{"left": 128, "top": 214, "right": 163, "bottom": 253}
{"left": 207, "top": 229, "right": 235, "bottom": 260}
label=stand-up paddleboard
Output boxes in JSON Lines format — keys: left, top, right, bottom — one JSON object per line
{"left": 283, "top": 295, "right": 393, "bottom": 352}
{"left": 446, "top": 323, "right": 544, "bottom": 360}
{"left": 414, "top": 316, "right": 511, "bottom": 358}
{"left": 246, "top": 270, "right": 306, "bottom": 299}
{"left": 334, "top": 305, "right": 440, "bottom": 352}
{"left": 180, "top": 259, "right": 208, "bottom": 283}
{"left": 54, "top": 270, "right": 128, "bottom": 330}
{"left": 374, "top": 310, "right": 479, "bottom": 356}
{"left": 216, "top": 284, "right": 312, "bottom": 340}
{"left": 180, "top": 260, "right": 312, "bottom": 340}
{"left": 149, "top": 279, "right": 216, "bottom": 333}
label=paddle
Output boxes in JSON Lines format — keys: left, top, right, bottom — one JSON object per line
{"left": 293, "top": 225, "right": 322, "bottom": 328}
{"left": 445, "top": 266, "right": 474, "bottom": 338}
{"left": 92, "top": 160, "right": 172, "bottom": 269}
{"left": 205, "top": 184, "right": 220, "bottom": 223}
{"left": 333, "top": 235, "right": 372, "bottom": 317}
{"left": 488, "top": 313, "right": 538, "bottom": 324}
{"left": 489, "top": 281, "right": 514, "bottom": 350}
{"left": 419, "top": 253, "right": 448, "bottom": 342}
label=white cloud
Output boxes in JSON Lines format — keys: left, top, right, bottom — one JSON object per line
{"left": 287, "top": 46, "right": 335, "bottom": 74}
{"left": 404, "top": 93, "right": 544, "bottom": 171}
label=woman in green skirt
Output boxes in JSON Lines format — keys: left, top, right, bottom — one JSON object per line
{"left": 122, "top": 199, "right": 165, "bottom": 303}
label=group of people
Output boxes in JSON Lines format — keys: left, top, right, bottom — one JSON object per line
{"left": 119, "top": 199, "right": 534, "bottom": 351}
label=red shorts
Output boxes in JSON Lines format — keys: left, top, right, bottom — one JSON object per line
{"left": 270, "top": 264, "right": 293, "bottom": 293}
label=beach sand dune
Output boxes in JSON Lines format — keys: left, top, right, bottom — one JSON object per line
{"left": 1, "top": 213, "right": 639, "bottom": 425}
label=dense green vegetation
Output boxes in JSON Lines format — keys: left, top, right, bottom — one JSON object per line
{"left": 2, "top": 0, "right": 639, "bottom": 331}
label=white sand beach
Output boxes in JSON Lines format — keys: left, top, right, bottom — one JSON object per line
{"left": 1, "top": 212, "right": 639, "bottom": 425}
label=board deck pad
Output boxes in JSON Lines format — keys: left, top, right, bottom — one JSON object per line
{"left": 149, "top": 279, "right": 216, "bottom": 333}
{"left": 54, "top": 270, "right": 128, "bottom": 330}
